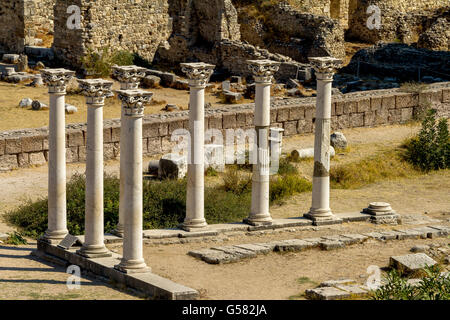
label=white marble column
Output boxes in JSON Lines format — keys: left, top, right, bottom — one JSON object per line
{"left": 76, "top": 79, "right": 113, "bottom": 258}
{"left": 41, "top": 68, "right": 75, "bottom": 242}
{"left": 180, "top": 62, "right": 215, "bottom": 231}
{"left": 245, "top": 60, "right": 280, "bottom": 226}
{"left": 111, "top": 65, "right": 146, "bottom": 237}
{"left": 114, "top": 89, "right": 153, "bottom": 274}
{"left": 304, "top": 57, "right": 342, "bottom": 225}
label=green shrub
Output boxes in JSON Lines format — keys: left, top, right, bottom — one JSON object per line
{"left": 403, "top": 109, "right": 450, "bottom": 171}
{"left": 222, "top": 166, "right": 252, "bottom": 195}
{"left": 4, "top": 232, "right": 28, "bottom": 245}
{"left": 371, "top": 265, "right": 450, "bottom": 300}
{"left": 82, "top": 47, "right": 135, "bottom": 77}
{"left": 270, "top": 174, "right": 312, "bottom": 204}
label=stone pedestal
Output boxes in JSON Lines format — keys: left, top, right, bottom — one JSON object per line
{"left": 111, "top": 65, "right": 146, "bottom": 237}
{"left": 114, "top": 89, "right": 153, "bottom": 274}
{"left": 76, "top": 79, "right": 113, "bottom": 258}
{"left": 41, "top": 68, "right": 75, "bottom": 242}
{"left": 180, "top": 63, "right": 215, "bottom": 232}
{"left": 245, "top": 60, "right": 280, "bottom": 226}
{"left": 304, "top": 57, "right": 343, "bottom": 226}
{"left": 362, "top": 202, "right": 401, "bottom": 224}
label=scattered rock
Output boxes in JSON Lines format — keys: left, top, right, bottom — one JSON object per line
{"left": 163, "top": 104, "right": 179, "bottom": 112}
{"left": 222, "top": 80, "right": 231, "bottom": 91}
{"left": 410, "top": 245, "right": 430, "bottom": 253}
{"left": 142, "top": 75, "right": 161, "bottom": 88}
{"left": 148, "top": 160, "right": 159, "bottom": 175}
{"left": 4, "top": 67, "right": 16, "bottom": 76}
{"left": 330, "top": 132, "right": 347, "bottom": 149}
{"left": 174, "top": 79, "right": 189, "bottom": 90}
{"left": 17, "top": 54, "right": 28, "bottom": 72}
{"left": 35, "top": 61, "right": 45, "bottom": 70}
{"left": 158, "top": 153, "right": 187, "bottom": 179}
{"left": 389, "top": 253, "right": 437, "bottom": 274}
{"left": 230, "top": 76, "right": 242, "bottom": 84}
{"left": 305, "top": 287, "right": 351, "bottom": 300}
{"left": 444, "top": 256, "right": 450, "bottom": 265}
{"left": 19, "top": 98, "right": 33, "bottom": 108}
{"left": 65, "top": 104, "right": 78, "bottom": 114}
{"left": 319, "top": 279, "right": 356, "bottom": 288}
{"left": 286, "top": 78, "right": 300, "bottom": 89}
{"left": 0, "top": 233, "right": 8, "bottom": 241}
{"left": 2, "top": 54, "right": 20, "bottom": 64}
{"left": 30, "top": 74, "right": 44, "bottom": 87}
{"left": 31, "top": 100, "right": 48, "bottom": 111}
{"left": 223, "top": 90, "right": 243, "bottom": 104}
{"left": 205, "top": 102, "right": 212, "bottom": 109}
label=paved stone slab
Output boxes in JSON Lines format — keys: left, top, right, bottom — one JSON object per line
{"left": 213, "top": 223, "right": 248, "bottom": 233}
{"left": 340, "top": 234, "right": 368, "bottom": 244}
{"left": 179, "top": 230, "right": 219, "bottom": 238}
{"left": 379, "top": 231, "right": 401, "bottom": 240}
{"left": 428, "top": 225, "right": 450, "bottom": 236}
{"left": 319, "top": 240, "right": 345, "bottom": 251}
{"left": 254, "top": 242, "right": 278, "bottom": 251}
{"left": 362, "top": 232, "right": 385, "bottom": 240}
{"left": 302, "top": 238, "right": 323, "bottom": 247}
{"left": 274, "top": 239, "right": 311, "bottom": 252}
{"left": 211, "top": 246, "right": 257, "bottom": 259}
{"left": 390, "top": 253, "right": 437, "bottom": 274}
{"left": 394, "top": 229, "right": 423, "bottom": 240}
{"left": 188, "top": 249, "right": 238, "bottom": 264}
{"left": 410, "top": 245, "right": 430, "bottom": 253}
{"left": 305, "top": 287, "right": 351, "bottom": 300}
{"left": 409, "top": 226, "right": 443, "bottom": 238}
{"left": 319, "top": 279, "right": 356, "bottom": 287}
{"left": 143, "top": 229, "right": 181, "bottom": 239}
{"left": 335, "top": 284, "right": 368, "bottom": 297}
{"left": 335, "top": 212, "right": 370, "bottom": 222}
{"left": 234, "top": 243, "right": 272, "bottom": 255}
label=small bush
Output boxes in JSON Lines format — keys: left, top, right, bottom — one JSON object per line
{"left": 400, "top": 82, "right": 429, "bottom": 94}
{"left": 82, "top": 47, "right": 135, "bottom": 77}
{"left": 403, "top": 109, "right": 450, "bottom": 171}
{"left": 371, "top": 265, "right": 450, "bottom": 300}
{"left": 4, "top": 232, "right": 28, "bottom": 245}
{"left": 222, "top": 166, "right": 252, "bottom": 195}
{"left": 270, "top": 174, "right": 312, "bottom": 204}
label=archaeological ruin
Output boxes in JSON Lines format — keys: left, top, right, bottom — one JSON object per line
{"left": 0, "top": 0, "right": 449, "bottom": 302}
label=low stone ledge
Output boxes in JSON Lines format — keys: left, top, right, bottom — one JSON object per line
{"left": 37, "top": 239, "right": 198, "bottom": 300}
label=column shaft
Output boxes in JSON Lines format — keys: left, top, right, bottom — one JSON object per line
{"left": 46, "top": 92, "right": 68, "bottom": 240}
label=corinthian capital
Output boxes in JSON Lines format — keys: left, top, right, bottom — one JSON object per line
{"left": 180, "top": 62, "right": 215, "bottom": 88}
{"left": 308, "top": 57, "right": 342, "bottom": 81}
{"left": 111, "top": 65, "right": 147, "bottom": 89}
{"left": 116, "top": 89, "right": 153, "bottom": 117}
{"left": 78, "top": 79, "right": 113, "bottom": 105}
{"left": 247, "top": 60, "right": 281, "bottom": 84}
{"left": 41, "top": 68, "right": 75, "bottom": 94}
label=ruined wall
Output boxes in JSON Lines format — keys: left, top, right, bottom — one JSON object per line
{"left": 0, "top": 0, "right": 25, "bottom": 52}
{"left": 23, "top": 0, "right": 55, "bottom": 45}
{"left": 236, "top": 1, "right": 346, "bottom": 63}
{"left": 53, "top": 0, "right": 171, "bottom": 68}
{"left": 1, "top": 83, "right": 448, "bottom": 171}
{"left": 347, "top": 0, "right": 450, "bottom": 46}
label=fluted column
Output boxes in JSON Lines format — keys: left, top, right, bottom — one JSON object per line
{"left": 304, "top": 57, "right": 342, "bottom": 225}
{"left": 111, "top": 65, "right": 146, "bottom": 237}
{"left": 76, "top": 79, "right": 113, "bottom": 258}
{"left": 114, "top": 89, "right": 153, "bottom": 274}
{"left": 41, "top": 68, "right": 75, "bottom": 242}
{"left": 245, "top": 60, "right": 280, "bottom": 226}
{"left": 180, "top": 62, "right": 215, "bottom": 231}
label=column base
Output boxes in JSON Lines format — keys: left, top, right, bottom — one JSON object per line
{"left": 303, "top": 212, "right": 342, "bottom": 226}
{"left": 111, "top": 227, "right": 124, "bottom": 238}
{"left": 76, "top": 245, "right": 112, "bottom": 259}
{"left": 243, "top": 214, "right": 273, "bottom": 226}
{"left": 180, "top": 219, "right": 208, "bottom": 232}
{"left": 114, "top": 259, "right": 151, "bottom": 274}
{"left": 42, "top": 229, "right": 68, "bottom": 243}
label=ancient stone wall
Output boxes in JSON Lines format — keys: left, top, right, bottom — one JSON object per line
{"left": 53, "top": 0, "right": 171, "bottom": 68}
{"left": 1, "top": 83, "right": 448, "bottom": 171}
{"left": 347, "top": 0, "right": 450, "bottom": 47}
{"left": 23, "top": 0, "right": 55, "bottom": 45}
{"left": 0, "top": 0, "right": 25, "bottom": 52}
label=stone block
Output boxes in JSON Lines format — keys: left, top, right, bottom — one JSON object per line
{"left": 335, "top": 101, "right": 344, "bottom": 115}
{"left": 223, "top": 91, "right": 243, "bottom": 104}
{"left": 67, "top": 130, "right": 84, "bottom": 147}
{"left": 211, "top": 245, "right": 257, "bottom": 259}
{"left": 234, "top": 244, "right": 272, "bottom": 255}
{"left": 443, "top": 88, "right": 450, "bottom": 103}
{"left": 388, "top": 109, "right": 401, "bottom": 124}
{"left": 428, "top": 225, "right": 450, "bottom": 236}
{"left": 29, "top": 152, "right": 46, "bottom": 165}
{"left": 159, "top": 122, "right": 169, "bottom": 136}
{"left": 103, "top": 127, "right": 112, "bottom": 143}
{"left": 297, "top": 119, "right": 313, "bottom": 134}
{"left": 363, "top": 232, "right": 384, "bottom": 240}
{"left": 223, "top": 112, "right": 237, "bottom": 129}
{"left": 21, "top": 135, "right": 44, "bottom": 153}
{"left": 147, "top": 137, "right": 162, "bottom": 156}
{"left": 319, "top": 279, "right": 356, "bottom": 287}
{"left": 5, "top": 138, "right": 21, "bottom": 154}
{"left": 0, "top": 154, "right": 18, "bottom": 170}
{"left": 274, "top": 239, "right": 311, "bottom": 252}
{"left": 336, "top": 114, "right": 349, "bottom": 129}
{"left": 357, "top": 98, "right": 370, "bottom": 113}
{"left": 236, "top": 112, "right": 246, "bottom": 127}
{"left": 143, "top": 121, "right": 160, "bottom": 138}
{"left": 289, "top": 107, "right": 305, "bottom": 120}
{"left": 208, "top": 114, "right": 223, "bottom": 130}
{"left": 304, "top": 107, "right": 315, "bottom": 121}
{"left": 370, "top": 96, "right": 382, "bottom": 112}
{"left": 305, "top": 287, "right": 351, "bottom": 300}
{"left": 161, "top": 136, "right": 175, "bottom": 153}
{"left": 340, "top": 234, "right": 368, "bottom": 244}
{"left": 142, "top": 75, "right": 161, "bottom": 88}
{"left": 111, "top": 127, "right": 121, "bottom": 142}
{"left": 343, "top": 100, "right": 358, "bottom": 114}
{"left": 168, "top": 119, "right": 184, "bottom": 135}
{"left": 277, "top": 107, "right": 290, "bottom": 122}
{"left": 335, "top": 284, "right": 368, "bottom": 297}
{"left": 319, "top": 240, "right": 345, "bottom": 250}
{"left": 283, "top": 121, "right": 297, "bottom": 136}
{"left": 401, "top": 108, "right": 413, "bottom": 122}
{"left": 0, "top": 139, "right": 4, "bottom": 155}
{"left": 379, "top": 231, "right": 401, "bottom": 240}
{"left": 66, "top": 147, "right": 78, "bottom": 163}
{"left": 17, "top": 153, "right": 29, "bottom": 166}
{"left": 382, "top": 95, "right": 396, "bottom": 110}
{"left": 396, "top": 93, "right": 418, "bottom": 108}
{"left": 349, "top": 113, "right": 364, "bottom": 127}
{"left": 78, "top": 146, "right": 86, "bottom": 161}
{"left": 409, "top": 227, "right": 443, "bottom": 238}
{"left": 158, "top": 153, "right": 187, "bottom": 179}
{"left": 189, "top": 249, "right": 238, "bottom": 264}
{"left": 419, "top": 90, "right": 441, "bottom": 105}
{"left": 389, "top": 253, "right": 437, "bottom": 274}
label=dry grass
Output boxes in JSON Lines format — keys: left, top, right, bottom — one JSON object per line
{"left": 330, "top": 148, "right": 420, "bottom": 189}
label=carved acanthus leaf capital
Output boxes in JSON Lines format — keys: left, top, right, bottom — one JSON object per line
{"left": 180, "top": 62, "right": 215, "bottom": 88}
{"left": 308, "top": 57, "right": 342, "bottom": 80}
{"left": 78, "top": 79, "right": 113, "bottom": 105}
{"left": 247, "top": 60, "right": 281, "bottom": 84}
{"left": 41, "top": 68, "right": 75, "bottom": 94}
{"left": 116, "top": 89, "right": 153, "bottom": 117}
{"left": 112, "top": 65, "right": 147, "bottom": 89}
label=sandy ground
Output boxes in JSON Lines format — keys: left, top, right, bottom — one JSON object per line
{"left": 0, "top": 123, "right": 449, "bottom": 300}
{"left": 0, "top": 81, "right": 254, "bottom": 131}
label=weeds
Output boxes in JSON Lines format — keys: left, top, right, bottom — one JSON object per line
{"left": 4, "top": 232, "right": 28, "bottom": 245}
